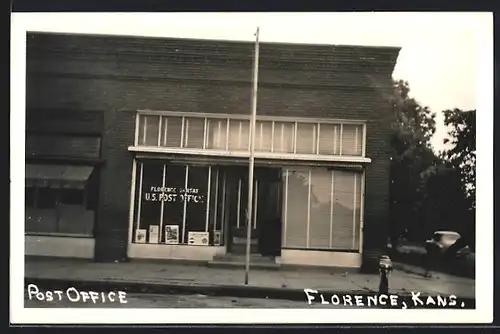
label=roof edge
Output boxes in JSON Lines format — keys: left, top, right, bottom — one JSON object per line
{"left": 27, "top": 31, "right": 402, "bottom": 53}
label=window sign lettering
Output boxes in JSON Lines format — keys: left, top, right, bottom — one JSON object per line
{"left": 143, "top": 186, "right": 205, "bottom": 203}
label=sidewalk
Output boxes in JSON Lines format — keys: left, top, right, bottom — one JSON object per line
{"left": 24, "top": 256, "right": 475, "bottom": 301}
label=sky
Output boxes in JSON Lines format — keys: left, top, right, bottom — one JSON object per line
{"left": 12, "top": 12, "right": 491, "bottom": 152}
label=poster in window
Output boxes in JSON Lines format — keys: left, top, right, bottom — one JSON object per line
{"left": 188, "top": 231, "right": 210, "bottom": 246}
{"left": 165, "top": 225, "right": 179, "bottom": 244}
{"left": 214, "top": 231, "right": 221, "bottom": 246}
{"left": 135, "top": 229, "right": 147, "bottom": 243}
{"left": 149, "top": 225, "right": 159, "bottom": 244}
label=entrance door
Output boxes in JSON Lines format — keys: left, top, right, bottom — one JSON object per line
{"left": 225, "top": 167, "right": 282, "bottom": 256}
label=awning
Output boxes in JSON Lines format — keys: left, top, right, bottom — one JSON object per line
{"left": 25, "top": 164, "right": 95, "bottom": 189}
{"left": 135, "top": 153, "right": 365, "bottom": 170}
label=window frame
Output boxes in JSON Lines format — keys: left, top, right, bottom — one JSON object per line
{"left": 281, "top": 167, "right": 365, "bottom": 253}
{"left": 131, "top": 110, "right": 369, "bottom": 163}
{"left": 129, "top": 160, "right": 226, "bottom": 247}
{"left": 24, "top": 185, "right": 94, "bottom": 237}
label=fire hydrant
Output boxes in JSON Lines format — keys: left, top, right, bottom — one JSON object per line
{"left": 378, "top": 255, "right": 393, "bottom": 295}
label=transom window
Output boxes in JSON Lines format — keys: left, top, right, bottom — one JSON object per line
{"left": 135, "top": 111, "right": 365, "bottom": 157}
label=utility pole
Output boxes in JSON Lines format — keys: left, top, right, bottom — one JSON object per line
{"left": 245, "top": 27, "right": 260, "bottom": 285}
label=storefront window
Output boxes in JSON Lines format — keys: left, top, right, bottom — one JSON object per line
{"left": 205, "top": 118, "right": 227, "bottom": 150}
{"left": 138, "top": 115, "right": 160, "bottom": 146}
{"left": 296, "top": 123, "right": 317, "bottom": 154}
{"left": 136, "top": 113, "right": 365, "bottom": 158}
{"left": 282, "top": 167, "right": 362, "bottom": 251}
{"left": 273, "top": 122, "right": 294, "bottom": 153}
{"left": 37, "top": 188, "right": 58, "bottom": 209}
{"left": 209, "top": 168, "right": 225, "bottom": 245}
{"left": 183, "top": 166, "right": 209, "bottom": 243}
{"left": 254, "top": 121, "right": 273, "bottom": 152}
{"left": 25, "top": 187, "right": 36, "bottom": 207}
{"left": 25, "top": 185, "right": 95, "bottom": 236}
{"left": 136, "top": 161, "right": 164, "bottom": 243}
{"left": 341, "top": 124, "right": 363, "bottom": 156}
{"left": 228, "top": 120, "right": 249, "bottom": 151}
{"left": 183, "top": 118, "right": 205, "bottom": 149}
{"left": 133, "top": 161, "right": 226, "bottom": 246}
{"left": 59, "top": 189, "right": 85, "bottom": 205}
{"left": 283, "top": 169, "right": 309, "bottom": 248}
{"left": 159, "top": 116, "right": 183, "bottom": 148}
{"left": 318, "top": 123, "right": 340, "bottom": 155}
{"left": 161, "top": 164, "right": 185, "bottom": 244}
{"left": 309, "top": 169, "right": 332, "bottom": 248}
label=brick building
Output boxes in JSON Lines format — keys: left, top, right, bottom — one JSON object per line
{"left": 25, "top": 32, "right": 400, "bottom": 272}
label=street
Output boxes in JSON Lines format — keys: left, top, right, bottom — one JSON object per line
{"left": 24, "top": 290, "right": 362, "bottom": 308}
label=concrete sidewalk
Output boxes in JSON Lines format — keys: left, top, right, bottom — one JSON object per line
{"left": 24, "top": 256, "right": 475, "bottom": 301}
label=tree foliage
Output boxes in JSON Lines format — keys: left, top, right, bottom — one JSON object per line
{"left": 442, "top": 109, "right": 476, "bottom": 210}
{"left": 389, "top": 81, "right": 475, "bottom": 247}
{"left": 389, "top": 80, "right": 438, "bottom": 243}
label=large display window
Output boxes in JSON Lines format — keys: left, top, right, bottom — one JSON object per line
{"left": 282, "top": 167, "right": 363, "bottom": 251}
{"left": 132, "top": 160, "right": 226, "bottom": 246}
{"left": 25, "top": 163, "right": 98, "bottom": 237}
{"left": 25, "top": 184, "right": 96, "bottom": 236}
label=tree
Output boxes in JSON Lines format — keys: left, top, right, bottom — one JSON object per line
{"left": 411, "top": 109, "right": 476, "bottom": 247}
{"left": 418, "top": 164, "right": 471, "bottom": 239}
{"left": 441, "top": 109, "right": 476, "bottom": 247}
{"left": 389, "top": 80, "right": 476, "bottom": 252}
{"left": 442, "top": 109, "right": 476, "bottom": 211}
{"left": 389, "top": 80, "right": 440, "bottom": 244}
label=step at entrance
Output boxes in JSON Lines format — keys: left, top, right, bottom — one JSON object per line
{"left": 207, "top": 254, "right": 281, "bottom": 270}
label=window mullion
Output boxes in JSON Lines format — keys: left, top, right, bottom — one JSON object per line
{"left": 181, "top": 165, "right": 189, "bottom": 243}
{"left": 316, "top": 123, "right": 320, "bottom": 154}
{"left": 354, "top": 126, "right": 359, "bottom": 155}
{"left": 271, "top": 121, "right": 275, "bottom": 152}
{"left": 362, "top": 124, "right": 367, "bottom": 157}
{"left": 134, "top": 114, "right": 140, "bottom": 146}
{"left": 339, "top": 124, "right": 344, "bottom": 155}
{"left": 237, "top": 178, "right": 242, "bottom": 228}
{"left": 205, "top": 167, "right": 212, "bottom": 232}
{"left": 157, "top": 116, "right": 162, "bottom": 147}
{"left": 225, "top": 119, "right": 230, "bottom": 151}
{"left": 329, "top": 170, "right": 334, "bottom": 249}
{"left": 203, "top": 118, "right": 208, "bottom": 149}
{"left": 352, "top": 174, "right": 358, "bottom": 249}
{"left": 333, "top": 125, "right": 338, "bottom": 155}
{"left": 143, "top": 116, "right": 147, "bottom": 145}
{"left": 135, "top": 163, "right": 144, "bottom": 234}
{"left": 306, "top": 170, "right": 311, "bottom": 248}
{"left": 180, "top": 117, "right": 185, "bottom": 148}
{"left": 293, "top": 122, "right": 298, "bottom": 154}
{"left": 159, "top": 164, "right": 167, "bottom": 243}
{"left": 213, "top": 168, "right": 219, "bottom": 243}
{"left": 163, "top": 117, "right": 168, "bottom": 146}
{"left": 283, "top": 170, "right": 289, "bottom": 247}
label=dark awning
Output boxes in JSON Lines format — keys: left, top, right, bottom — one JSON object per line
{"left": 134, "top": 153, "right": 365, "bottom": 171}
{"left": 25, "top": 164, "right": 95, "bottom": 189}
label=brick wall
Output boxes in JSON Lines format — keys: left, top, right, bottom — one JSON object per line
{"left": 26, "top": 32, "right": 400, "bottom": 267}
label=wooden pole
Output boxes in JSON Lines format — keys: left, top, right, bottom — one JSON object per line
{"left": 245, "top": 27, "right": 260, "bottom": 285}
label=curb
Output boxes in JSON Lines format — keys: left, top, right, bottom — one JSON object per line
{"left": 393, "top": 262, "right": 476, "bottom": 280}
{"left": 25, "top": 277, "right": 475, "bottom": 309}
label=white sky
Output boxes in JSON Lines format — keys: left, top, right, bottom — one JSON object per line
{"left": 13, "top": 12, "right": 490, "bottom": 150}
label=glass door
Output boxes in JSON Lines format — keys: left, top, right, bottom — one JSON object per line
{"left": 226, "top": 167, "right": 282, "bottom": 255}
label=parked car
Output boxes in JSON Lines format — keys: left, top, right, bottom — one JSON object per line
{"left": 425, "top": 231, "right": 470, "bottom": 259}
